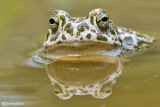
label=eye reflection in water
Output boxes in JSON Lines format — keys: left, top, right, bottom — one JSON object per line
{"left": 30, "top": 45, "right": 123, "bottom": 100}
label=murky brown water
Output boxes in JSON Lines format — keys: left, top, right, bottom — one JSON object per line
{"left": 0, "top": 0, "right": 160, "bottom": 107}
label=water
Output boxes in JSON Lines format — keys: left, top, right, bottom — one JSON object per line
{"left": 0, "top": 0, "right": 160, "bottom": 107}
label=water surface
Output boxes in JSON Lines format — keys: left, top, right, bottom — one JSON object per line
{"left": 0, "top": 0, "right": 160, "bottom": 107}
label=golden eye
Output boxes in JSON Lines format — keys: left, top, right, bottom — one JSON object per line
{"left": 96, "top": 12, "right": 109, "bottom": 30}
{"left": 49, "top": 14, "right": 59, "bottom": 33}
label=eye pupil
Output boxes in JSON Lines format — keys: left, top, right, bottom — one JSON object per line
{"left": 50, "top": 18, "right": 55, "bottom": 24}
{"left": 101, "top": 17, "right": 108, "bottom": 22}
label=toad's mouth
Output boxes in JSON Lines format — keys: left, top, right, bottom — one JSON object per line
{"left": 44, "top": 41, "right": 121, "bottom": 60}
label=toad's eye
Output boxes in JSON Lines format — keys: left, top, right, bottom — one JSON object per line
{"left": 49, "top": 14, "right": 59, "bottom": 33}
{"left": 50, "top": 18, "right": 55, "bottom": 24}
{"left": 101, "top": 17, "right": 108, "bottom": 22}
{"left": 96, "top": 12, "right": 109, "bottom": 30}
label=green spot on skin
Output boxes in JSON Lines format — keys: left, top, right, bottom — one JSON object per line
{"left": 115, "top": 38, "right": 118, "bottom": 41}
{"left": 112, "top": 37, "right": 114, "bottom": 40}
{"left": 65, "top": 23, "right": 74, "bottom": 36}
{"left": 90, "top": 10, "right": 97, "bottom": 25}
{"left": 138, "top": 40, "right": 145, "bottom": 46}
{"left": 46, "top": 31, "right": 50, "bottom": 40}
{"left": 50, "top": 24, "right": 58, "bottom": 33}
{"left": 54, "top": 10, "right": 60, "bottom": 14}
{"left": 78, "top": 27, "right": 84, "bottom": 32}
{"left": 86, "top": 14, "right": 89, "bottom": 19}
{"left": 50, "top": 32, "right": 60, "bottom": 41}
{"left": 107, "top": 34, "right": 110, "bottom": 37}
{"left": 77, "top": 32, "right": 80, "bottom": 36}
{"left": 86, "top": 33, "right": 91, "bottom": 39}
{"left": 118, "top": 37, "right": 122, "bottom": 43}
{"left": 96, "top": 33, "right": 108, "bottom": 41}
{"left": 76, "top": 22, "right": 89, "bottom": 32}
{"left": 60, "top": 15, "right": 66, "bottom": 27}
{"left": 80, "top": 37, "right": 83, "bottom": 40}
{"left": 91, "top": 29, "right": 96, "bottom": 33}
{"left": 71, "top": 17, "right": 77, "bottom": 22}
{"left": 62, "top": 34, "right": 66, "bottom": 40}
{"left": 110, "top": 28, "right": 115, "bottom": 34}
{"left": 134, "top": 40, "right": 146, "bottom": 49}
{"left": 114, "top": 27, "right": 119, "bottom": 34}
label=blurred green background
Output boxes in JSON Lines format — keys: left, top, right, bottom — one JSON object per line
{"left": 0, "top": 0, "right": 160, "bottom": 107}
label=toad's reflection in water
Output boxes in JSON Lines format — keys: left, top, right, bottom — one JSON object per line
{"left": 30, "top": 44, "right": 123, "bottom": 99}
{"left": 46, "top": 55, "right": 122, "bottom": 99}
